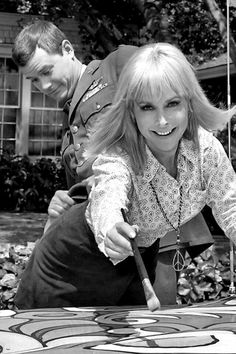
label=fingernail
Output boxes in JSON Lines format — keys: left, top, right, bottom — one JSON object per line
{"left": 129, "top": 231, "right": 136, "bottom": 238}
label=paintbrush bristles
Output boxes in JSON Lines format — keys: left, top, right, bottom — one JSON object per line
{"left": 142, "top": 278, "right": 161, "bottom": 311}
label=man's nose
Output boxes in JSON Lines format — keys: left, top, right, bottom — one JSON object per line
{"left": 39, "top": 77, "right": 52, "bottom": 92}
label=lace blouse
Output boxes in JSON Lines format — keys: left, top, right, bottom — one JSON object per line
{"left": 85, "top": 128, "right": 236, "bottom": 262}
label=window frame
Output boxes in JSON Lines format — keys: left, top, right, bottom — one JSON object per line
{"left": 0, "top": 46, "right": 64, "bottom": 158}
{"left": 0, "top": 47, "right": 21, "bottom": 155}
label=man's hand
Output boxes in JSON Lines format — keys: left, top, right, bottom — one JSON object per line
{"left": 48, "top": 190, "right": 75, "bottom": 218}
{"left": 43, "top": 190, "right": 75, "bottom": 234}
{"left": 105, "top": 222, "right": 139, "bottom": 262}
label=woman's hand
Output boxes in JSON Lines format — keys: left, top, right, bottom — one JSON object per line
{"left": 105, "top": 222, "right": 139, "bottom": 262}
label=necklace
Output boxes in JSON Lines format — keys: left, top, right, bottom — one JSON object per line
{"left": 149, "top": 181, "right": 185, "bottom": 272}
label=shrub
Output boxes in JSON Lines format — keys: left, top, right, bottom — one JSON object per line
{"left": 0, "top": 152, "right": 67, "bottom": 212}
{"left": 0, "top": 242, "right": 233, "bottom": 309}
{"left": 177, "top": 247, "right": 233, "bottom": 304}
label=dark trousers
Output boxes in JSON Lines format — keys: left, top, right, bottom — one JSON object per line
{"left": 15, "top": 202, "right": 159, "bottom": 309}
{"left": 153, "top": 212, "right": 213, "bottom": 305}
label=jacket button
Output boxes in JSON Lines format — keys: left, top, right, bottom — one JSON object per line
{"left": 96, "top": 103, "right": 101, "bottom": 109}
{"left": 74, "top": 143, "right": 81, "bottom": 151}
{"left": 71, "top": 125, "right": 78, "bottom": 134}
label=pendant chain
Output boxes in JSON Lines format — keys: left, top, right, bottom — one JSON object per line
{"left": 149, "top": 181, "right": 185, "bottom": 271}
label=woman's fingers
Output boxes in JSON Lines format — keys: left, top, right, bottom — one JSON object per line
{"left": 105, "top": 222, "right": 138, "bottom": 261}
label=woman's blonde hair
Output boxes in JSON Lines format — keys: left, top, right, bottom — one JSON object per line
{"left": 86, "top": 42, "right": 236, "bottom": 173}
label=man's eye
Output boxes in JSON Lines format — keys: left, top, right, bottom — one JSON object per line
{"left": 42, "top": 70, "right": 51, "bottom": 76}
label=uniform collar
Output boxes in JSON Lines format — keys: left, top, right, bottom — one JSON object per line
{"left": 68, "top": 60, "right": 101, "bottom": 121}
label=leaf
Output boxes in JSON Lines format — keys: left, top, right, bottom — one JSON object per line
{"left": 0, "top": 274, "right": 17, "bottom": 288}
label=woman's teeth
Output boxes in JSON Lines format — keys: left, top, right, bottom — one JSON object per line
{"left": 156, "top": 129, "right": 173, "bottom": 136}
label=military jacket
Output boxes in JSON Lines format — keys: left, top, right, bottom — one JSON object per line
{"left": 61, "top": 45, "right": 137, "bottom": 188}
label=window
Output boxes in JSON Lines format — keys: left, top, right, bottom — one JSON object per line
{"left": 0, "top": 57, "right": 20, "bottom": 154}
{"left": 28, "top": 85, "right": 65, "bottom": 156}
{"left": 0, "top": 55, "right": 65, "bottom": 158}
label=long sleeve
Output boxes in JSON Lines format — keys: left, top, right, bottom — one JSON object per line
{"left": 204, "top": 135, "right": 236, "bottom": 243}
{"left": 85, "top": 153, "right": 132, "bottom": 260}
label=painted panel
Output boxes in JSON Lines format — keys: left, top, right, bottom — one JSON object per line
{"left": 1, "top": 296, "right": 236, "bottom": 353}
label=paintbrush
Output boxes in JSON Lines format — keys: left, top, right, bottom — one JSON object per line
{"left": 121, "top": 208, "right": 161, "bottom": 312}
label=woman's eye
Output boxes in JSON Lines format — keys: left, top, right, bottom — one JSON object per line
{"left": 167, "top": 100, "right": 180, "bottom": 108}
{"left": 140, "top": 104, "right": 154, "bottom": 111}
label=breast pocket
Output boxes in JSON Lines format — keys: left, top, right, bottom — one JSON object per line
{"left": 80, "top": 85, "right": 115, "bottom": 130}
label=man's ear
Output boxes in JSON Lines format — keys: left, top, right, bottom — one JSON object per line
{"left": 61, "top": 39, "right": 75, "bottom": 58}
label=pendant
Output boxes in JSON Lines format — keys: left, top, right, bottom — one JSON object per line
{"left": 172, "top": 248, "right": 185, "bottom": 272}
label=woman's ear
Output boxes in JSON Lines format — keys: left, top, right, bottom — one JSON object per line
{"left": 61, "top": 39, "right": 75, "bottom": 59}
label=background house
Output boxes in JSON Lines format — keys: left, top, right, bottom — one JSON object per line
{"left": 0, "top": 12, "right": 83, "bottom": 158}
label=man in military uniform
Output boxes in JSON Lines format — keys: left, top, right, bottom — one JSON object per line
{"left": 12, "top": 20, "right": 213, "bottom": 307}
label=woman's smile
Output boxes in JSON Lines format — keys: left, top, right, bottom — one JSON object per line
{"left": 152, "top": 127, "right": 176, "bottom": 136}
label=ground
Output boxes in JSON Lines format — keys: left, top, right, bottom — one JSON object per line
{"left": 0, "top": 212, "right": 47, "bottom": 309}
{"left": 0, "top": 212, "right": 47, "bottom": 244}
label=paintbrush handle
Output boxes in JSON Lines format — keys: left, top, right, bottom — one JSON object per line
{"left": 130, "top": 237, "right": 149, "bottom": 281}
{"left": 121, "top": 209, "right": 161, "bottom": 311}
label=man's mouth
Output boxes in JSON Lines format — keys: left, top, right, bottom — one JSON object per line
{"left": 48, "top": 89, "right": 59, "bottom": 96}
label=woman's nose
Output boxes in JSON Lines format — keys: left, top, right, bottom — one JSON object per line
{"left": 157, "top": 114, "right": 168, "bottom": 126}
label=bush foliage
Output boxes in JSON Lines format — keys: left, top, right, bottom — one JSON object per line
{"left": 177, "top": 247, "right": 233, "bottom": 305}
{"left": 0, "top": 153, "right": 67, "bottom": 212}
{"left": 0, "top": 242, "right": 233, "bottom": 309}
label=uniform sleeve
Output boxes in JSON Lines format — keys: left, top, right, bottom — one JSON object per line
{"left": 204, "top": 136, "right": 236, "bottom": 244}
{"left": 103, "top": 45, "right": 138, "bottom": 81}
{"left": 85, "top": 154, "right": 132, "bottom": 261}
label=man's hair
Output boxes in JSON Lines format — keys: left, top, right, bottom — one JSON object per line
{"left": 12, "top": 20, "right": 67, "bottom": 67}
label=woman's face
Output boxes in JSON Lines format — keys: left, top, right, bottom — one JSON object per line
{"left": 133, "top": 86, "right": 188, "bottom": 159}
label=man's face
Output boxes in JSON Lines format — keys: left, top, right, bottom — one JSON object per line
{"left": 20, "top": 44, "right": 79, "bottom": 104}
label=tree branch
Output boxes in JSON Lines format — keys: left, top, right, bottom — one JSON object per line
{"left": 205, "top": 0, "right": 236, "bottom": 68}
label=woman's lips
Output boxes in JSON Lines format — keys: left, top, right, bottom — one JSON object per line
{"left": 154, "top": 127, "right": 175, "bottom": 136}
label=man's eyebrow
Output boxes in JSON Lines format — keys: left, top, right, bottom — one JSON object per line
{"left": 38, "top": 64, "right": 53, "bottom": 74}
{"left": 26, "top": 64, "right": 54, "bottom": 79}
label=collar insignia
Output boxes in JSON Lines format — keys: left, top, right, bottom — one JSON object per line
{"left": 82, "top": 77, "right": 108, "bottom": 103}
